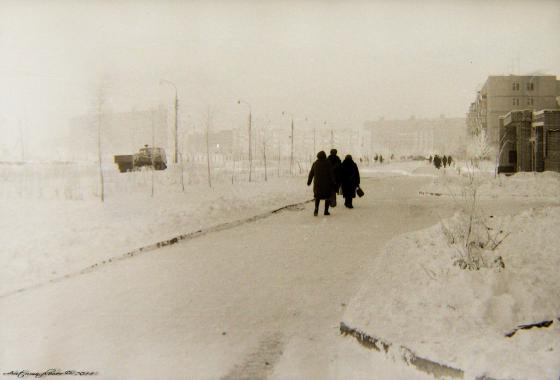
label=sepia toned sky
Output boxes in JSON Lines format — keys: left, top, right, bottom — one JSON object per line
{"left": 1, "top": 0, "right": 559, "bottom": 150}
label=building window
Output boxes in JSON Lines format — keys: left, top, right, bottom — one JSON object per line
{"left": 527, "top": 97, "right": 534, "bottom": 105}
{"left": 527, "top": 82, "right": 534, "bottom": 91}
{"left": 513, "top": 98, "right": 520, "bottom": 106}
{"left": 512, "top": 82, "right": 520, "bottom": 91}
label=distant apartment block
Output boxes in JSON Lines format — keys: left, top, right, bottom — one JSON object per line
{"left": 499, "top": 109, "right": 560, "bottom": 173}
{"left": 467, "top": 75, "right": 560, "bottom": 145}
{"left": 363, "top": 116, "right": 466, "bottom": 157}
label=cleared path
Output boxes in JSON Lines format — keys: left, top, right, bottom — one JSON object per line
{"left": 0, "top": 175, "right": 549, "bottom": 379}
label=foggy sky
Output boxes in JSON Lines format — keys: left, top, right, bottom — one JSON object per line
{"left": 1, "top": 0, "right": 559, "bottom": 154}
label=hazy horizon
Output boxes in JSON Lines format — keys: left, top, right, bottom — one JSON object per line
{"left": 1, "top": 0, "right": 559, "bottom": 157}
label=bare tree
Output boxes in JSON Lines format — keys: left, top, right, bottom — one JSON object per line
{"left": 151, "top": 110, "right": 155, "bottom": 198}
{"left": 96, "top": 86, "right": 106, "bottom": 202}
{"left": 178, "top": 133, "right": 185, "bottom": 192}
{"left": 494, "top": 132, "right": 512, "bottom": 178}
{"left": 206, "top": 107, "right": 212, "bottom": 188}
{"left": 18, "top": 119, "right": 25, "bottom": 162}
{"left": 468, "top": 128, "right": 490, "bottom": 167}
{"left": 263, "top": 130, "right": 268, "bottom": 182}
{"left": 277, "top": 144, "right": 281, "bottom": 177}
{"left": 237, "top": 99, "right": 252, "bottom": 182}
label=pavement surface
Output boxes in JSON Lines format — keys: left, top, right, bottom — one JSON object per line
{"left": 1, "top": 174, "right": 549, "bottom": 380}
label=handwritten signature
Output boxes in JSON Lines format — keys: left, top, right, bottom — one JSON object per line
{"left": 2, "top": 369, "right": 98, "bottom": 378}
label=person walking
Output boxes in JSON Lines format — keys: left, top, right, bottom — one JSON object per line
{"left": 308, "top": 151, "right": 336, "bottom": 216}
{"left": 433, "top": 154, "right": 442, "bottom": 169}
{"left": 327, "top": 148, "right": 342, "bottom": 192}
{"left": 339, "top": 154, "right": 360, "bottom": 208}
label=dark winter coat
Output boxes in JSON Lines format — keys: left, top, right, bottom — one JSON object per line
{"left": 327, "top": 154, "right": 342, "bottom": 185}
{"left": 339, "top": 158, "right": 360, "bottom": 199}
{"left": 307, "top": 157, "right": 336, "bottom": 199}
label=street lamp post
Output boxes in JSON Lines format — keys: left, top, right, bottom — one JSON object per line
{"left": 238, "top": 99, "right": 252, "bottom": 182}
{"left": 160, "top": 79, "right": 179, "bottom": 164}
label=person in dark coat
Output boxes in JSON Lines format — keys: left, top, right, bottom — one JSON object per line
{"left": 308, "top": 151, "right": 336, "bottom": 216}
{"left": 339, "top": 154, "right": 360, "bottom": 208}
{"left": 327, "top": 148, "right": 342, "bottom": 189}
{"left": 433, "top": 154, "right": 442, "bottom": 169}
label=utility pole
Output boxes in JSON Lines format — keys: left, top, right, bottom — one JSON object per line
{"left": 160, "top": 79, "right": 179, "bottom": 164}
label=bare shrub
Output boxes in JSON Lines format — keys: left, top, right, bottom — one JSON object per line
{"left": 441, "top": 160, "right": 508, "bottom": 270}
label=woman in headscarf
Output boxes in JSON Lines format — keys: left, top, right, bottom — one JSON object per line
{"left": 307, "top": 151, "right": 336, "bottom": 216}
{"left": 339, "top": 154, "right": 360, "bottom": 208}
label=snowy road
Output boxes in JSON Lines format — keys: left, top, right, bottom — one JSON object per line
{"left": 1, "top": 174, "right": 551, "bottom": 380}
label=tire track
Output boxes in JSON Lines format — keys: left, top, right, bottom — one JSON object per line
{"left": 220, "top": 333, "right": 284, "bottom": 380}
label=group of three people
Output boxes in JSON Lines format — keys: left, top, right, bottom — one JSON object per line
{"left": 307, "top": 149, "right": 360, "bottom": 216}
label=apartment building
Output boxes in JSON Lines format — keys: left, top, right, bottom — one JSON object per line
{"left": 467, "top": 75, "right": 560, "bottom": 145}
{"left": 363, "top": 116, "right": 466, "bottom": 157}
{"left": 499, "top": 109, "right": 560, "bottom": 173}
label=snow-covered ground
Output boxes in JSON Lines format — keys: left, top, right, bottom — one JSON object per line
{"left": 0, "top": 162, "right": 313, "bottom": 295}
{"left": 344, "top": 163, "right": 560, "bottom": 379}
{"left": 419, "top": 162, "right": 560, "bottom": 201}
{"left": 2, "top": 159, "right": 559, "bottom": 379}
{"left": 0, "top": 159, "right": 423, "bottom": 296}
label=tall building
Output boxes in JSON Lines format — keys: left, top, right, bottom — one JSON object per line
{"left": 363, "top": 116, "right": 466, "bottom": 157}
{"left": 467, "top": 75, "right": 560, "bottom": 145}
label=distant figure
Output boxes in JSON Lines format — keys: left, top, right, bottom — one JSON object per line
{"left": 340, "top": 155, "right": 360, "bottom": 208}
{"left": 429, "top": 155, "right": 433, "bottom": 164}
{"left": 448, "top": 155, "right": 453, "bottom": 166}
{"left": 379, "top": 155, "right": 384, "bottom": 164}
{"left": 442, "top": 155, "right": 448, "bottom": 168}
{"left": 308, "top": 151, "right": 336, "bottom": 216}
{"left": 433, "top": 155, "right": 442, "bottom": 169}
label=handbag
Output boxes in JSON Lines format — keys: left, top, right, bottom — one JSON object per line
{"left": 329, "top": 192, "right": 337, "bottom": 207}
{"left": 356, "top": 187, "right": 365, "bottom": 197}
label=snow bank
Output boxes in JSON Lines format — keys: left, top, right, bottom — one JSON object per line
{"left": 420, "top": 166, "right": 560, "bottom": 201}
{"left": 0, "top": 170, "right": 310, "bottom": 295}
{"left": 343, "top": 206, "right": 560, "bottom": 379}
{"left": 361, "top": 161, "right": 428, "bottom": 176}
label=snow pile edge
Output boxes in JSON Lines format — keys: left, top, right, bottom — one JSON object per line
{"left": 340, "top": 322, "right": 499, "bottom": 380}
{"left": 0, "top": 199, "right": 313, "bottom": 300}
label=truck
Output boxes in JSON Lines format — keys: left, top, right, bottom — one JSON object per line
{"left": 114, "top": 145, "right": 168, "bottom": 172}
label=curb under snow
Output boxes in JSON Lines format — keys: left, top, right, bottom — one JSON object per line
{"left": 0, "top": 199, "right": 314, "bottom": 300}
{"left": 340, "top": 322, "right": 501, "bottom": 380}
